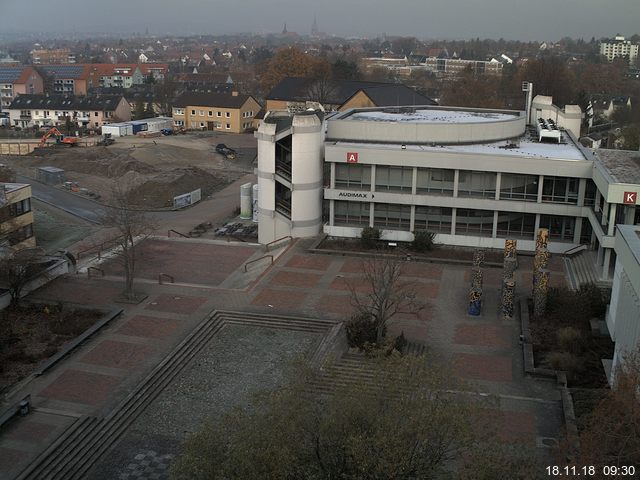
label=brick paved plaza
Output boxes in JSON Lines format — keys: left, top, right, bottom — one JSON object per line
{"left": 0, "top": 237, "right": 566, "bottom": 479}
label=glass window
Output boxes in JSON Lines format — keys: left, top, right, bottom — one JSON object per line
{"left": 375, "top": 166, "right": 413, "bottom": 192}
{"left": 335, "top": 163, "right": 371, "bottom": 190}
{"left": 226, "top": 123, "right": 231, "bottom": 129}
{"left": 373, "top": 203, "right": 411, "bottom": 231}
{"left": 496, "top": 212, "right": 536, "bottom": 239}
{"left": 225, "top": 112, "right": 230, "bottom": 118}
{"left": 334, "top": 200, "right": 370, "bottom": 226}
{"left": 414, "top": 206, "right": 452, "bottom": 233}
{"left": 416, "top": 168, "right": 454, "bottom": 195}
{"left": 539, "top": 215, "right": 575, "bottom": 241}
{"left": 500, "top": 174, "right": 538, "bottom": 201}
{"left": 455, "top": 209, "right": 494, "bottom": 237}
{"left": 457, "top": 170, "right": 497, "bottom": 198}
{"left": 542, "top": 176, "right": 579, "bottom": 204}
{"left": 584, "top": 179, "right": 597, "bottom": 207}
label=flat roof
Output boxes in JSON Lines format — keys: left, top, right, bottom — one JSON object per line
{"left": 618, "top": 225, "right": 640, "bottom": 265}
{"left": 1, "top": 182, "right": 29, "bottom": 193}
{"left": 334, "top": 135, "right": 587, "bottom": 161}
{"left": 346, "top": 108, "right": 518, "bottom": 124}
{"left": 594, "top": 149, "right": 640, "bottom": 184}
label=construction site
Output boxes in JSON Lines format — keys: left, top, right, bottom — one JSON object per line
{"left": 0, "top": 132, "right": 256, "bottom": 209}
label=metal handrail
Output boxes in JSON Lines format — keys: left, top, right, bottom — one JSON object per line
{"left": 87, "top": 266, "right": 105, "bottom": 278}
{"left": 168, "top": 229, "right": 189, "bottom": 238}
{"left": 244, "top": 255, "right": 274, "bottom": 272}
{"left": 563, "top": 244, "right": 588, "bottom": 256}
{"left": 159, "top": 273, "right": 174, "bottom": 284}
{"left": 265, "top": 235, "right": 293, "bottom": 251}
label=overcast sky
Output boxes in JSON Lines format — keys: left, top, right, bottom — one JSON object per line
{"left": 1, "top": 0, "right": 638, "bottom": 41}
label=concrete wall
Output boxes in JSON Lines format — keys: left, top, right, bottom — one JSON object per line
{"left": 531, "top": 95, "right": 582, "bottom": 139}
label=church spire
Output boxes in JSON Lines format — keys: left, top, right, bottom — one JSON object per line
{"left": 282, "top": 22, "right": 288, "bottom": 34}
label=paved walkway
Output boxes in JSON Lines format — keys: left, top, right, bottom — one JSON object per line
{"left": 0, "top": 238, "right": 567, "bottom": 479}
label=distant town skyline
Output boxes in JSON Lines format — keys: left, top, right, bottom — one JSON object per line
{"left": 1, "top": 0, "right": 638, "bottom": 42}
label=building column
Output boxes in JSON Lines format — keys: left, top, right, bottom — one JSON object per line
{"left": 602, "top": 248, "right": 612, "bottom": 281}
{"left": 369, "top": 202, "right": 374, "bottom": 227}
{"left": 370, "top": 165, "right": 376, "bottom": 193}
{"left": 594, "top": 189, "right": 602, "bottom": 213}
{"left": 573, "top": 217, "right": 583, "bottom": 244}
{"left": 601, "top": 200, "right": 609, "bottom": 227}
{"left": 492, "top": 211, "right": 498, "bottom": 238}
{"left": 624, "top": 205, "right": 635, "bottom": 225}
{"left": 329, "top": 200, "right": 335, "bottom": 226}
{"left": 534, "top": 214, "right": 541, "bottom": 240}
{"left": 411, "top": 167, "right": 417, "bottom": 195}
{"left": 330, "top": 162, "right": 335, "bottom": 189}
{"left": 453, "top": 170, "right": 460, "bottom": 197}
{"left": 410, "top": 205, "right": 416, "bottom": 232}
{"left": 608, "top": 203, "right": 617, "bottom": 236}
{"left": 577, "top": 178, "right": 587, "bottom": 207}
{"left": 537, "top": 175, "right": 544, "bottom": 203}
{"left": 450, "top": 208, "right": 457, "bottom": 236}
{"left": 495, "top": 172, "right": 501, "bottom": 200}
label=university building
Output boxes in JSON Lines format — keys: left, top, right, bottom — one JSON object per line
{"left": 256, "top": 104, "right": 640, "bottom": 285}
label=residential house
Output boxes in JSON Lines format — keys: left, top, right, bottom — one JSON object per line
{"left": 600, "top": 35, "right": 639, "bottom": 64}
{"left": 172, "top": 92, "right": 261, "bottom": 133}
{"left": 588, "top": 95, "right": 632, "bottom": 121}
{"left": 7, "top": 94, "right": 131, "bottom": 130}
{"left": 36, "top": 64, "right": 92, "bottom": 95}
{"left": 0, "top": 182, "right": 35, "bottom": 252}
{"left": 0, "top": 66, "right": 44, "bottom": 111}
{"left": 31, "top": 48, "right": 76, "bottom": 64}
{"left": 265, "top": 77, "right": 436, "bottom": 113}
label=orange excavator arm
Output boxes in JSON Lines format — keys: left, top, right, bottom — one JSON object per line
{"left": 39, "top": 127, "right": 78, "bottom": 147}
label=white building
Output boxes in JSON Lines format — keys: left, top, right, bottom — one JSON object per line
{"left": 256, "top": 104, "right": 640, "bottom": 284}
{"left": 600, "top": 35, "right": 639, "bottom": 64}
{"left": 607, "top": 224, "right": 640, "bottom": 380}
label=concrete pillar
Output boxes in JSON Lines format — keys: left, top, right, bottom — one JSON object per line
{"left": 495, "top": 172, "right": 501, "bottom": 200}
{"left": 608, "top": 203, "right": 617, "bottom": 236}
{"left": 369, "top": 202, "right": 374, "bottom": 227}
{"left": 602, "top": 248, "right": 612, "bottom": 281}
{"left": 573, "top": 217, "right": 583, "bottom": 244}
{"left": 492, "top": 211, "right": 498, "bottom": 238}
{"left": 329, "top": 199, "right": 335, "bottom": 226}
{"left": 453, "top": 170, "right": 460, "bottom": 197}
{"left": 624, "top": 205, "right": 636, "bottom": 225}
{"left": 537, "top": 175, "right": 544, "bottom": 203}
{"left": 410, "top": 205, "right": 415, "bottom": 232}
{"left": 577, "top": 178, "right": 586, "bottom": 207}
{"left": 534, "top": 214, "right": 541, "bottom": 241}
{"left": 330, "top": 162, "right": 336, "bottom": 189}
{"left": 595, "top": 190, "right": 602, "bottom": 213}
{"left": 370, "top": 165, "right": 376, "bottom": 193}
{"left": 411, "top": 167, "right": 417, "bottom": 195}
{"left": 450, "top": 208, "right": 457, "bottom": 235}
{"left": 602, "top": 200, "right": 609, "bottom": 227}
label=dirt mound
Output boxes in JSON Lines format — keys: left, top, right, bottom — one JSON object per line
{"left": 128, "top": 167, "right": 227, "bottom": 208}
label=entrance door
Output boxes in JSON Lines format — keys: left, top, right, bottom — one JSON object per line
{"left": 207, "top": 121, "right": 214, "bottom": 131}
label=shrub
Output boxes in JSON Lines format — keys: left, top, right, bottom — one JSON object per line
{"left": 345, "top": 312, "right": 378, "bottom": 348}
{"left": 576, "top": 283, "right": 608, "bottom": 318}
{"left": 411, "top": 230, "right": 436, "bottom": 253}
{"left": 360, "top": 227, "right": 381, "bottom": 249}
{"left": 557, "top": 326, "right": 582, "bottom": 353}
{"left": 547, "top": 351, "right": 584, "bottom": 380}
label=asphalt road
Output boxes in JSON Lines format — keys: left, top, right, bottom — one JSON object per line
{"left": 19, "top": 174, "right": 105, "bottom": 224}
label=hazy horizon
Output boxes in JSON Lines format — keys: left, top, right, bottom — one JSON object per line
{"left": 1, "top": 0, "right": 638, "bottom": 42}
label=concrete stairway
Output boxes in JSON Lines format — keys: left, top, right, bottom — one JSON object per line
{"left": 563, "top": 251, "right": 610, "bottom": 291}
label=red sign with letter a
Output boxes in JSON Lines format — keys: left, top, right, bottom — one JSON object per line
{"left": 623, "top": 191, "right": 637, "bottom": 205}
{"left": 346, "top": 152, "right": 358, "bottom": 163}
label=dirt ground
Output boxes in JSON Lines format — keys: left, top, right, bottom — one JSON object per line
{"left": 0, "top": 132, "right": 257, "bottom": 208}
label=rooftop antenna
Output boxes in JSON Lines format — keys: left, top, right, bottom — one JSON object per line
{"left": 522, "top": 81, "right": 533, "bottom": 125}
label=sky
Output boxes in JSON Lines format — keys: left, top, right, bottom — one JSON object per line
{"left": 1, "top": 0, "right": 638, "bottom": 41}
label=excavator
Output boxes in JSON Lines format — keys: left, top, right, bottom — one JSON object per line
{"left": 39, "top": 127, "right": 79, "bottom": 147}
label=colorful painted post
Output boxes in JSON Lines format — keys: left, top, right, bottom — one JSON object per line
{"left": 504, "top": 257, "right": 517, "bottom": 281}
{"left": 471, "top": 267, "right": 483, "bottom": 291}
{"left": 533, "top": 269, "right": 550, "bottom": 317}
{"left": 535, "top": 228, "right": 549, "bottom": 252}
{"left": 468, "top": 288, "right": 482, "bottom": 316}
{"left": 501, "top": 278, "right": 516, "bottom": 320}
{"left": 504, "top": 239, "right": 517, "bottom": 259}
{"left": 473, "top": 249, "right": 485, "bottom": 268}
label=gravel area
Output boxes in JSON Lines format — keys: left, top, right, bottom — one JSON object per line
{"left": 87, "top": 324, "right": 322, "bottom": 479}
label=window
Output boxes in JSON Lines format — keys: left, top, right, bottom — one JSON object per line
{"left": 457, "top": 170, "right": 496, "bottom": 198}
{"left": 414, "top": 206, "right": 452, "bottom": 233}
{"left": 375, "top": 166, "right": 413, "bottom": 192}
{"left": 496, "top": 212, "right": 536, "bottom": 239}
{"left": 217, "top": 111, "right": 221, "bottom": 117}
{"left": 584, "top": 179, "right": 597, "bottom": 207}
{"left": 335, "top": 164, "right": 371, "bottom": 190}
{"left": 174, "top": 108, "right": 184, "bottom": 115}
{"left": 542, "top": 176, "right": 578, "bottom": 204}
{"left": 334, "top": 200, "right": 370, "bottom": 227}
{"left": 208, "top": 111, "right": 213, "bottom": 117}
{"left": 94, "top": 112, "right": 99, "bottom": 116}
{"left": 199, "top": 122, "right": 205, "bottom": 128}
{"left": 226, "top": 123, "right": 231, "bottom": 129}
{"left": 191, "top": 109, "right": 196, "bottom": 116}
{"left": 500, "top": 174, "right": 538, "bottom": 201}
{"left": 43, "top": 111, "right": 49, "bottom": 117}
{"left": 175, "top": 120, "right": 184, "bottom": 127}
{"left": 199, "top": 110, "right": 204, "bottom": 116}
{"left": 225, "top": 112, "right": 230, "bottom": 118}
{"left": 373, "top": 203, "right": 411, "bottom": 231}
{"left": 7, "top": 223, "right": 33, "bottom": 246}
{"left": 539, "top": 215, "right": 575, "bottom": 241}
{"left": 455, "top": 209, "right": 494, "bottom": 237}
{"left": 416, "top": 168, "right": 454, "bottom": 195}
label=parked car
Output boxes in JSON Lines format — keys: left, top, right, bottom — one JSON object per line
{"left": 215, "top": 143, "right": 237, "bottom": 159}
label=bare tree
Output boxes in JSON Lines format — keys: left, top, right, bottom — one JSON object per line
{"left": 348, "top": 256, "right": 423, "bottom": 343}
{"left": 304, "top": 75, "right": 338, "bottom": 111}
{"left": 101, "top": 184, "right": 155, "bottom": 301}
{"left": 0, "top": 247, "right": 49, "bottom": 309}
